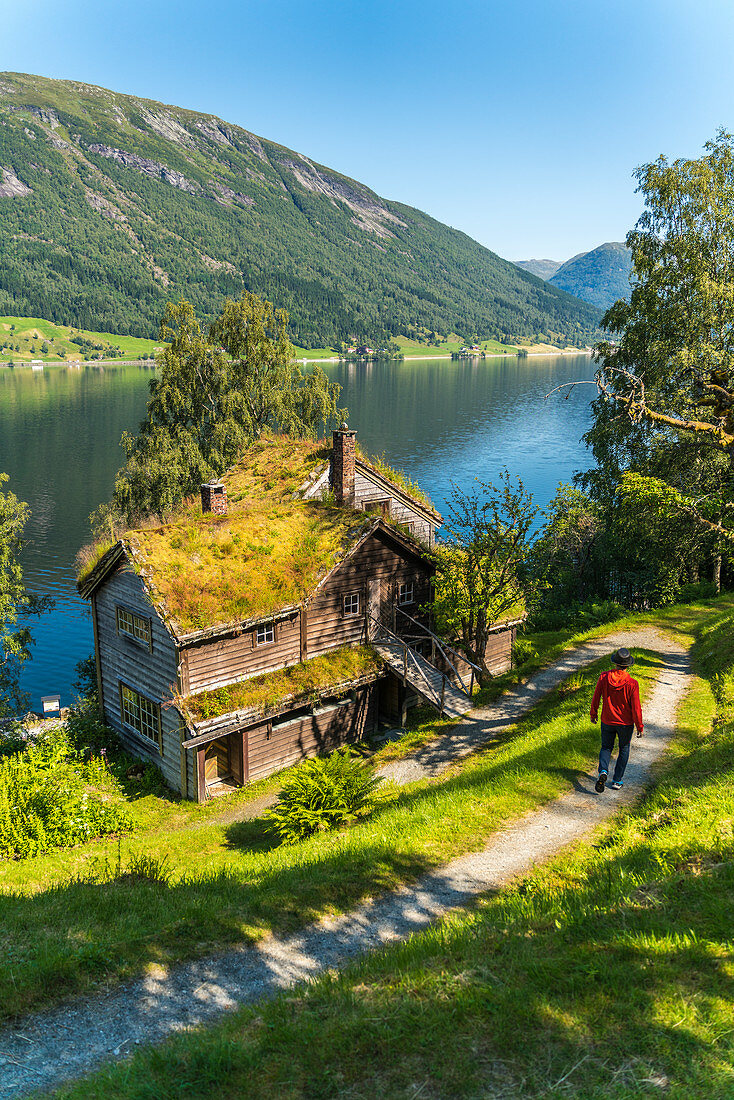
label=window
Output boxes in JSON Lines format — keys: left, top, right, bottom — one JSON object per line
{"left": 119, "top": 683, "right": 161, "bottom": 749}
{"left": 343, "top": 591, "right": 361, "bottom": 616}
{"left": 256, "top": 623, "right": 275, "bottom": 645}
{"left": 398, "top": 582, "right": 415, "bottom": 607}
{"left": 116, "top": 606, "right": 151, "bottom": 649}
{"left": 365, "top": 498, "right": 391, "bottom": 518}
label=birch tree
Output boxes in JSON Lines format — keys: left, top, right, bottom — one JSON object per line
{"left": 591, "top": 130, "right": 734, "bottom": 581}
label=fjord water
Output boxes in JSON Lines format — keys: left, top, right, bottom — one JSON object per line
{"left": 0, "top": 354, "right": 595, "bottom": 708}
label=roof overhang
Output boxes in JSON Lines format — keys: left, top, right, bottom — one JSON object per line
{"left": 76, "top": 541, "right": 127, "bottom": 600}
{"left": 180, "top": 669, "right": 386, "bottom": 743}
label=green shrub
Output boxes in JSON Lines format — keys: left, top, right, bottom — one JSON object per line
{"left": 512, "top": 637, "right": 537, "bottom": 666}
{"left": 0, "top": 727, "right": 134, "bottom": 859}
{"left": 678, "top": 580, "right": 718, "bottom": 603}
{"left": 266, "top": 748, "right": 382, "bottom": 844}
{"left": 574, "top": 599, "right": 625, "bottom": 628}
{"left": 530, "top": 598, "right": 625, "bottom": 631}
{"left": 0, "top": 726, "right": 26, "bottom": 759}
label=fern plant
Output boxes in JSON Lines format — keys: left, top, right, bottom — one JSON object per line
{"left": 266, "top": 748, "right": 382, "bottom": 844}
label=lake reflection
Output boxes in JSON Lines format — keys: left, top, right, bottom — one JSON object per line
{"left": 0, "top": 354, "right": 595, "bottom": 707}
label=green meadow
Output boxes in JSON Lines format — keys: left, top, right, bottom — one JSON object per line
{"left": 50, "top": 597, "right": 734, "bottom": 1100}
{"left": 0, "top": 316, "right": 160, "bottom": 362}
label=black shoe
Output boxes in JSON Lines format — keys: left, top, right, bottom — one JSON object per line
{"left": 595, "top": 772, "right": 607, "bottom": 793}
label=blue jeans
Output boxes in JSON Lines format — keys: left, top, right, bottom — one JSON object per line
{"left": 599, "top": 723, "right": 634, "bottom": 782}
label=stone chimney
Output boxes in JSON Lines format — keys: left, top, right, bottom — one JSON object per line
{"left": 200, "top": 480, "right": 228, "bottom": 516}
{"left": 332, "top": 422, "right": 357, "bottom": 505}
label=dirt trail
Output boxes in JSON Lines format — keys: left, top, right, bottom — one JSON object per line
{"left": 0, "top": 629, "right": 690, "bottom": 1098}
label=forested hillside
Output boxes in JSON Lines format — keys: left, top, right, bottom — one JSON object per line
{"left": 549, "top": 241, "right": 632, "bottom": 309}
{"left": 0, "top": 72, "right": 601, "bottom": 346}
{"left": 513, "top": 258, "right": 561, "bottom": 280}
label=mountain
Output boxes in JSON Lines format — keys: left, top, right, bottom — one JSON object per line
{"left": 513, "top": 258, "right": 561, "bottom": 281}
{"left": 548, "top": 242, "right": 632, "bottom": 311}
{"left": 0, "top": 72, "right": 601, "bottom": 346}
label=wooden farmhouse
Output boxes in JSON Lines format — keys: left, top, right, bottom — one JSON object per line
{"left": 78, "top": 428, "right": 521, "bottom": 801}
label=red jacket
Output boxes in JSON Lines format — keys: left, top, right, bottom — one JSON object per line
{"left": 590, "top": 668, "right": 643, "bottom": 732}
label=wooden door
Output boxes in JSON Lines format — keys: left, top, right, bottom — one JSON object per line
{"left": 367, "top": 578, "right": 381, "bottom": 635}
{"left": 204, "top": 737, "right": 231, "bottom": 784}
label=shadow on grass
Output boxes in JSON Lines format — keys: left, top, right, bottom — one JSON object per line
{"left": 224, "top": 817, "right": 280, "bottom": 854}
{"left": 42, "top": 779, "right": 734, "bottom": 1100}
{"left": 0, "top": 648, "right": 680, "bottom": 1026}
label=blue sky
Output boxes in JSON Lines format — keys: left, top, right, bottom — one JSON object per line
{"left": 3, "top": 0, "right": 734, "bottom": 259}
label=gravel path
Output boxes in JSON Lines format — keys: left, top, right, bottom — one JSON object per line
{"left": 0, "top": 628, "right": 689, "bottom": 1098}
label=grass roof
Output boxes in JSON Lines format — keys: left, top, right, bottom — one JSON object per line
{"left": 184, "top": 645, "right": 384, "bottom": 723}
{"left": 120, "top": 435, "right": 373, "bottom": 634}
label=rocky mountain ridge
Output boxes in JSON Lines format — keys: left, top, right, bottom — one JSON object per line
{"left": 0, "top": 72, "right": 601, "bottom": 344}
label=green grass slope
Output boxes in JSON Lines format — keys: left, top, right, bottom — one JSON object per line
{"left": 50, "top": 598, "right": 734, "bottom": 1100}
{"left": 0, "top": 72, "right": 601, "bottom": 347}
{"left": 0, "top": 315, "right": 159, "bottom": 361}
{"left": 550, "top": 241, "right": 633, "bottom": 311}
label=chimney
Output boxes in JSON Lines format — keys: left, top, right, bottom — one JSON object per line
{"left": 200, "top": 480, "right": 228, "bottom": 516}
{"left": 332, "top": 422, "right": 357, "bottom": 505}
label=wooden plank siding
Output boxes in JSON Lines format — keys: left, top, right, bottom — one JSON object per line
{"left": 435, "top": 625, "right": 517, "bottom": 685}
{"left": 306, "top": 529, "right": 433, "bottom": 657}
{"left": 353, "top": 467, "right": 433, "bottom": 545}
{"left": 246, "top": 686, "right": 376, "bottom": 785}
{"left": 94, "top": 564, "right": 184, "bottom": 792}
{"left": 183, "top": 612, "right": 301, "bottom": 694}
{"left": 484, "top": 626, "right": 517, "bottom": 675}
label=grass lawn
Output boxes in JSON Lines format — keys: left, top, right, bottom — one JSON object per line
{"left": 51, "top": 603, "right": 734, "bottom": 1100}
{"left": 392, "top": 335, "right": 521, "bottom": 358}
{"left": 291, "top": 345, "right": 339, "bottom": 359}
{"left": 0, "top": 638, "right": 665, "bottom": 1023}
{"left": 0, "top": 315, "right": 159, "bottom": 362}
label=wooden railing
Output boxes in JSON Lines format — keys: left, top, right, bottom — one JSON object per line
{"left": 393, "top": 606, "right": 480, "bottom": 697}
{"left": 367, "top": 611, "right": 469, "bottom": 716}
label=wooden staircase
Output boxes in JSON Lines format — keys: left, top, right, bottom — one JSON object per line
{"left": 369, "top": 617, "right": 473, "bottom": 718}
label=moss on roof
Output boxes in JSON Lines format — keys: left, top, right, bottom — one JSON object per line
{"left": 77, "top": 433, "right": 438, "bottom": 635}
{"left": 119, "top": 435, "right": 372, "bottom": 634}
{"left": 184, "top": 646, "right": 384, "bottom": 723}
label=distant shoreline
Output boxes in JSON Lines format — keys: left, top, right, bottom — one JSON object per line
{"left": 0, "top": 348, "right": 595, "bottom": 370}
{"left": 297, "top": 348, "right": 594, "bottom": 364}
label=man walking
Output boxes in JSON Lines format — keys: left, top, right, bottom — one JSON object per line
{"left": 590, "top": 647, "right": 643, "bottom": 792}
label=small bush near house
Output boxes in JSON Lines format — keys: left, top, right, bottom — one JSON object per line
{"left": 266, "top": 748, "right": 382, "bottom": 844}
{"left": 0, "top": 726, "right": 134, "bottom": 859}
{"left": 512, "top": 637, "right": 537, "bottom": 666}
{"left": 531, "top": 598, "right": 624, "bottom": 632}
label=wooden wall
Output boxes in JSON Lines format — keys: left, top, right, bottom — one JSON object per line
{"left": 245, "top": 685, "right": 377, "bottom": 785}
{"left": 436, "top": 625, "right": 517, "bottom": 684}
{"left": 306, "top": 529, "right": 432, "bottom": 658}
{"left": 353, "top": 467, "right": 433, "bottom": 544}
{"left": 94, "top": 565, "right": 184, "bottom": 793}
{"left": 484, "top": 626, "right": 517, "bottom": 675}
{"left": 183, "top": 612, "right": 300, "bottom": 694}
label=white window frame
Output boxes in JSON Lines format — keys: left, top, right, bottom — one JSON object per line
{"left": 398, "top": 581, "right": 415, "bottom": 607}
{"left": 256, "top": 623, "right": 275, "bottom": 646}
{"left": 119, "top": 682, "right": 162, "bottom": 751}
{"left": 343, "top": 592, "right": 361, "bottom": 617}
{"left": 116, "top": 605, "right": 152, "bottom": 650}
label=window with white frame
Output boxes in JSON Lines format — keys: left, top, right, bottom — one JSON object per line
{"left": 343, "top": 591, "right": 360, "bottom": 616}
{"left": 119, "top": 683, "right": 161, "bottom": 748}
{"left": 116, "top": 606, "right": 152, "bottom": 649}
{"left": 398, "top": 581, "right": 415, "bottom": 606}
{"left": 256, "top": 623, "right": 275, "bottom": 645}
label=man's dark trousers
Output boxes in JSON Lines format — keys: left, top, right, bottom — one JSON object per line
{"left": 599, "top": 722, "right": 634, "bottom": 782}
